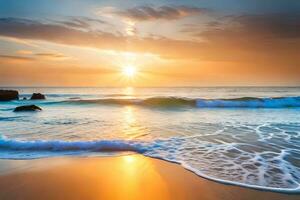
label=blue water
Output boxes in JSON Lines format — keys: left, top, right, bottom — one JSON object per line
{"left": 0, "top": 87, "right": 300, "bottom": 193}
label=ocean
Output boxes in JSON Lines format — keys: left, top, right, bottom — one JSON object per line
{"left": 0, "top": 87, "right": 300, "bottom": 193}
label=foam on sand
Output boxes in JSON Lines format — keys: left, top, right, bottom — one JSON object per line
{"left": 0, "top": 135, "right": 299, "bottom": 193}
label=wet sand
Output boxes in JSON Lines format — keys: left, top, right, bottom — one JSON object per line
{"left": 0, "top": 154, "right": 298, "bottom": 200}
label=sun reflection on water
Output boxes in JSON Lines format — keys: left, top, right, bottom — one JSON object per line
{"left": 121, "top": 104, "right": 150, "bottom": 140}
{"left": 122, "top": 106, "right": 138, "bottom": 139}
{"left": 122, "top": 87, "right": 135, "bottom": 98}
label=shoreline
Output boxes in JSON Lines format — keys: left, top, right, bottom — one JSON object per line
{"left": 0, "top": 154, "right": 299, "bottom": 200}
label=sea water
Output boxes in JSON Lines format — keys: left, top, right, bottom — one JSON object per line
{"left": 0, "top": 87, "right": 300, "bottom": 192}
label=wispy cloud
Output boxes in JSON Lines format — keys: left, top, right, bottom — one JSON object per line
{"left": 52, "top": 16, "right": 107, "bottom": 29}
{"left": 98, "top": 5, "right": 208, "bottom": 21}
{"left": 183, "top": 13, "right": 300, "bottom": 40}
{"left": 0, "top": 55, "right": 33, "bottom": 61}
{"left": 35, "top": 53, "right": 70, "bottom": 60}
{"left": 16, "top": 49, "right": 70, "bottom": 60}
{"left": 0, "top": 35, "right": 40, "bottom": 47}
{"left": 0, "top": 17, "right": 123, "bottom": 50}
{"left": 0, "top": 55, "right": 35, "bottom": 63}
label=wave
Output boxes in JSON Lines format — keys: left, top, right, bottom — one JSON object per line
{"left": 0, "top": 135, "right": 299, "bottom": 193}
{"left": 0, "top": 116, "right": 24, "bottom": 121}
{"left": 2, "top": 95, "right": 300, "bottom": 108}
{"left": 0, "top": 136, "right": 146, "bottom": 152}
{"left": 196, "top": 96, "right": 300, "bottom": 108}
{"left": 60, "top": 96, "right": 300, "bottom": 108}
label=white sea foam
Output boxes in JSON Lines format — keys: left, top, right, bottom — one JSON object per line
{"left": 0, "top": 134, "right": 299, "bottom": 193}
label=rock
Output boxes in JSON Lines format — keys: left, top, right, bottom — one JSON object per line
{"left": 30, "top": 93, "right": 46, "bottom": 100}
{"left": 0, "top": 90, "right": 19, "bottom": 101}
{"left": 14, "top": 105, "right": 42, "bottom": 112}
{"left": 23, "top": 97, "right": 27, "bottom": 100}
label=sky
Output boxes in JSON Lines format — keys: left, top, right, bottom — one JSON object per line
{"left": 0, "top": 0, "right": 299, "bottom": 86}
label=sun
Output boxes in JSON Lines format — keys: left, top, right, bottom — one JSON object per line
{"left": 122, "top": 65, "right": 137, "bottom": 78}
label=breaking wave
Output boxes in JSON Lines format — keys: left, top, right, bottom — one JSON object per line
{"left": 0, "top": 135, "right": 146, "bottom": 152}
{"left": 57, "top": 96, "right": 300, "bottom": 108}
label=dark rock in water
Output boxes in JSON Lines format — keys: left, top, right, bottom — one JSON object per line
{"left": 0, "top": 90, "right": 19, "bottom": 101}
{"left": 31, "top": 93, "right": 46, "bottom": 100}
{"left": 14, "top": 105, "right": 42, "bottom": 112}
{"left": 23, "top": 97, "right": 27, "bottom": 100}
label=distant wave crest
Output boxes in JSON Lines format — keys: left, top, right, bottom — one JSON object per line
{"left": 58, "top": 96, "right": 300, "bottom": 108}
{"left": 196, "top": 96, "right": 300, "bottom": 108}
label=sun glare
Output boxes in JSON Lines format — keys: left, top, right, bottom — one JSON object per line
{"left": 122, "top": 66, "right": 137, "bottom": 78}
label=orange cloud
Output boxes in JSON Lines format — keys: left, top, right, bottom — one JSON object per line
{"left": 34, "top": 53, "right": 70, "bottom": 60}
{"left": 0, "top": 55, "right": 35, "bottom": 64}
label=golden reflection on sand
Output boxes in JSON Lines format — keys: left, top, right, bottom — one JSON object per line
{"left": 117, "top": 155, "right": 168, "bottom": 199}
{"left": 0, "top": 155, "right": 169, "bottom": 200}
{"left": 0, "top": 155, "right": 298, "bottom": 200}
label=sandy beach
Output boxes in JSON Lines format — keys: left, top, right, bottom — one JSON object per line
{"left": 0, "top": 154, "right": 298, "bottom": 200}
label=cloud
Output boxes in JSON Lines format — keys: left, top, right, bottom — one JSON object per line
{"left": 34, "top": 53, "right": 70, "bottom": 60}
{"left": 52, "top": 16, "right": 107, "bottom": 29}
{"left": 0, "top": 54, "right": 35, "bottom": 62}
{"left": 0, "top": 17, "right": 208, "bottom": 60}
{"left": 3, "top": 49, "right": 70, "bottom": 63}
{"left": 177, "top": 13, "right": 300, "bottom": 64}
{"left": 190, "top": 13, "right": 300, "bottom": 40}
{"left": 0, "top": 17, "right": 124, "bottom": 50}
{"left": 16, "top": 49, "right": 70, "bottom": 60}
{"left": 99, "top": 5, "right": 208, "bottom": 21}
